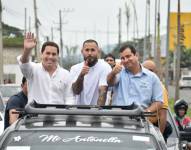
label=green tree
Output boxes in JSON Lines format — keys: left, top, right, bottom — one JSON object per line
{"left": 180, "top": 48, "right": 191, "bottom": 68}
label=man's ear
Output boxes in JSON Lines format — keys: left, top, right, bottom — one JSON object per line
{"left": 40, "top": 53, "right": 43, "bottom": 60}
{"left": 98, "top": 48, "right": 101, "bottom": 53}
{"left": 98, "top": 48, "right": 101, "bottom": 58}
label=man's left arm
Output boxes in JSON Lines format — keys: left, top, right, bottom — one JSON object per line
{"left": 146, "top": 101, "right": 163, "bottom": 113}
{"left": 97, "top": 63, "right": 112, "bottom": 106}
{"left": 146, "top": 75, "right": 163, "bottom": 112}
{"left": 97, "top": 86, "right": 108, "bottom": 106}
{"left": 159, "top": 108, "right": 167, "bottom": 133}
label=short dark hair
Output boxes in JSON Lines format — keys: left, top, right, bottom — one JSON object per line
{"left": 22, "top": 77, "right": 27, "bottom": 85}
{"left": 119, "top": 44, "right": 136, "bottom": 55}
{"left": 83, "top": 39, "right": 98, "bottom": 47}
{"left": 41, "top": 41, "right": 59, "bottom": 54}
{"left": 104, "top": 53, "right": 115, "bottom": 61}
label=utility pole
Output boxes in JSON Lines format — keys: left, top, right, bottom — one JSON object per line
{"left": 33, "top": 0, "right": 40, "bottom": 62}
{"left": 130, "top": 0, "right": 139, "bottom": 43}
{"left": 28, "top": 16, "right": 31, "bottom": 32}
{"left": 175, "top": 0, "right": 181, "bottom": 101}
{"left": 147, "top": 0, "right": 151, "bottom": 58}
{"left": 58, "top": 8, "right": 74, "bottom": 67}
{"left": 118, "top": 8, "right": 122, "bottom": 47}
{"left": 125, "top": 2, "right": 130, "bottom": 41}
{"left": 24, "top": 8, "right": 27, "bottom": 35}
{"left": 143, "top": 0, "right": 148, "bottom": 61}
{"left": 156, "top": 0, "right": 161, "bottom": 79}
{"left": 59, "top": 10, "right": 63, "bottom": 67}
{"left": 51, "top": 26, "right": 54, "bottom": 41}
{"left": 165, "top": 0, "right": 170, "bottom": 91}
{"left": 0, "top": 0, "right": 3, "bottom": 84}
{"left": 154, "top": 0, "right": 157, "bottom": 65}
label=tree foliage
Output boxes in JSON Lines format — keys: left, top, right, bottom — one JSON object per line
{"left": 180, "top": 48, "right": 191, "bottom": 68}
{"left": 169, "top": 48, "right": 191, "bottom": 68}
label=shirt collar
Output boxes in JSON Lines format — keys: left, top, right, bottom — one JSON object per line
{"left": 125, "top": 64, "right": 148, "bottom": 77}
{"left": 40, "top": 63, "right": 59, "bottom": 77}
{"left": 141, "top": 65, "right": 150, "bottom": 75}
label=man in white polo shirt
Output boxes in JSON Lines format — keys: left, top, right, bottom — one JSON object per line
{"left": 17, "top": 32, "right": 72, "bottom": 104}
{"left": 70, "top": 39, "right": 111, "bottom": 105}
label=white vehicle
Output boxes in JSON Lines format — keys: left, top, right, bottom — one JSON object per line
{"left": 0, "top": 93, "right": 4, "bottom": 135}
{"left": 0, "top": 112, "right": 4, "bottom": 135}
{"left": 179, "top": 76, "right": 191, "bottom": 89}
{"left": 0, "top": 84, "right": 21, "bottom": 105}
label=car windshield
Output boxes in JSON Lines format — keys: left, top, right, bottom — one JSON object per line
{"left": 2, "top": 131, "right": 158, "bottom": 150}
{"left": 0, "top": 85, "right": 21, "bottom": 98}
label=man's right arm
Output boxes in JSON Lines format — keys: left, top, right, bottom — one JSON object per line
{"left": 72, "top": 63, "right": 89, "bottom": 95}
{"left": 107, "top": 63, "right": 122, "bottom": 86}
{"left": 107, "top": 71, "right": 117, "bottom": 86}
{"left": 72, "top": 74, "right": 84, "bottom": 95}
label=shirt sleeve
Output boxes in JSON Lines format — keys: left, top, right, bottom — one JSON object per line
{"left": 69, "top": 65, "right": 81, "bottom": 83}
{"left": 17, "top": 55, "right": 34, "bottom": 79}
{"left": 151, "top": 75, "right": 163, "bottom": 103}
{"left": 6, "top": 96, "right": 21, "bottom": 111}
{"left": 63, "top": 71, "right": 76, "bottom": 105}
{"left": 64, "top": 83, "right": 76, "bottom": 105}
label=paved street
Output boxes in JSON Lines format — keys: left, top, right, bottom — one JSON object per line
{"left": 168, "top": 85, "right": 191, "bottom": 105}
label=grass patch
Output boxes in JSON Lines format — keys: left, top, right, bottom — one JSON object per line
{"left": 3, "top": 37, "right": 23, "bottom": 47}
{"left": 169, "top": 98, "right": 191, "bottom": 117}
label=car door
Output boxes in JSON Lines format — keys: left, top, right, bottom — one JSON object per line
{"left": 166, "top": 109, "right": 179, "bottom": 150}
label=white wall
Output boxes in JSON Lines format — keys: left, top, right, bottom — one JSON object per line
{"left": 4, "top": 64, "right": 23, "bottom": 84}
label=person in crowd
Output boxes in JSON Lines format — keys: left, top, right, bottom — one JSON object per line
{"left": 4, "top": 77, "right": 28, "bottom": 129}
{"left": 174, "top": 99, "right": 191, "bottom": 131}
{"left": 104, "top": 53, "right": 116, "bottom": 105}
{"left": 174, "top": 99, "right": 191, "bottom": 149}
{"left": 70, "top": 39, "right": 111, "bottom": 105}
{"left": 17, "top": 32, "right": 72, "bottom": 104}
{"left": 104, "top": 53, "right": 116, "bottom": 68}
{"left": 143, "top": 60, "right": 172, "bottom": 142}
{"left": 107, "top": 44, "right": 163, "bottom": 112}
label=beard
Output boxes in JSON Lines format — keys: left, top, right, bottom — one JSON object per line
{"left": 84, "top": 56, "right": 98, "bottom": 67}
